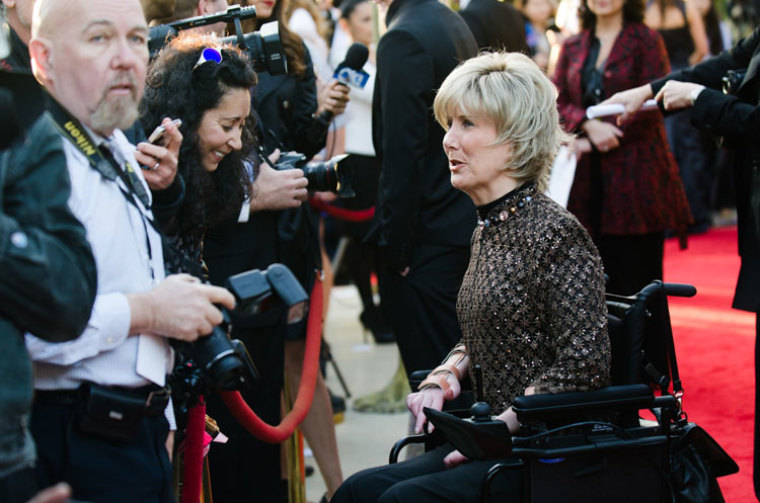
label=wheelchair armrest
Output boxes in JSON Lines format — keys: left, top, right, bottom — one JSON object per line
{"left": 512, "top": 384, "right": 654, "bottom": 424}
{"left": 389, "top": 433, "right": 429, "bottom": 464}
{"left": 388, "top": 408, "right": 472, "bottom": 464}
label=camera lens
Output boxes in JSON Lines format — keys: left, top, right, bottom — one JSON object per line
{"left": 191, "top": 327, "right": 245, "bottom": 391}
{"left": 303, "top": 163, "right": 338, "bottom": 192}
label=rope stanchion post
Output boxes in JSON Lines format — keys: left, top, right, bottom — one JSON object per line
{"left": 181, "top": 397, "right": 207, "bottom": 503}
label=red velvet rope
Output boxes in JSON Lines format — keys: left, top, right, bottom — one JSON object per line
{"left": 220, "top": 273, "right": 324, "bottom": 444}
{"left": 181, "top": 397, "right": 206, "bottom": 503}
{"left": 309, "top": 197, "right": 375, "bottom": 222}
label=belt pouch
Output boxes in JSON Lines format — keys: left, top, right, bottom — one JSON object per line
{"left": 76, "top": 383, "right": 144, "bottom": 442}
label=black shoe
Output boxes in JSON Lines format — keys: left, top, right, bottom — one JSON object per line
{"left": 359, "top": 308, "right": 394, "bottom": 344}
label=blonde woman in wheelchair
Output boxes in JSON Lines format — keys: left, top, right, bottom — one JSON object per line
{"left": 331, "top": 52, "right": 611, "bottom": 503}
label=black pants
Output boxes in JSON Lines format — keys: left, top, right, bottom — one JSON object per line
{"left": 332, "top": 444, "right": 523, "bottom": 503}
{"left": 378, "top": 244, "right": 470, "bottom": 377}
{"left": 206, "top": 325, "right": 286, "bottom": 503}
{"left": 664, "top": 109, "right": 714, "bottom": 228}
{"left": 31, "top": 399, "right": 173, "bottom": 503}
{"left": 0, "top": 467, "right": 38, "bottom": 503}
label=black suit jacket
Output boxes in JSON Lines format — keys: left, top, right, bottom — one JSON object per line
{"left": 371, "top": 0, "right": 478, "bottom": 271}
{"left": 252, "top": 46, "right": 327, "bottom": 159}
{"left": 459, "top": 0, "right": 530, "bottom": 53}
{"left": 652, "top": 27, "right": 760, "bottom": 311}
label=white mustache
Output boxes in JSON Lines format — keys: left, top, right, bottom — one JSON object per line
{"left": 103, "top": 72, "right": 139, "bottom": 100}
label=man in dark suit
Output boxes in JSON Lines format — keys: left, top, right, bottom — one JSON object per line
{"left": 606, "top": 27, "right": 760, "bottom": 498}
{"left": 370, "top": 0, "right": 477, "bottom": 379}
{"left": 458, "top": 0, "right": 530, "bottom": 53}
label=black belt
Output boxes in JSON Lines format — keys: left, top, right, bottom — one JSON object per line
{"left": 35, "top": 383, "right": 170, "bottom": 417}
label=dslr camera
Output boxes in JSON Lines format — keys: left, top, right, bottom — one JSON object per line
{"left": 171, "top": 264, "right": 309, "bottom": 411}
{"left": 275, "top": 152, "right": 355, "bottom": 198}
{"left": 148, "top": 4, "right": 287, "bottom": 75}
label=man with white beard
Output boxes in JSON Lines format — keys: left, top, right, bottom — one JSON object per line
{"left": 25, "top": 0, "right": 237, "bottom": 501}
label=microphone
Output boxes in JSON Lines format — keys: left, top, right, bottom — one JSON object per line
{"left": 316, "top": 43, "right": 370, "bottom": 124}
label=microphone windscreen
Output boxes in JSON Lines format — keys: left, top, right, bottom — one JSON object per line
{"left": 340, "top": 43, "right": 369, "bottom": 71}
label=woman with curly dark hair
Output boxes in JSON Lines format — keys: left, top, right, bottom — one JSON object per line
{"left": 140, "top": 30, "right": 256, "bottom": 264}
{"left": 199, "top": 1, "right": 349, "bottom": 502}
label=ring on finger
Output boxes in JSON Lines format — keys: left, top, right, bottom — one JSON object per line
{"left": 153, "top": 161, "right": 160, "bottom": 171}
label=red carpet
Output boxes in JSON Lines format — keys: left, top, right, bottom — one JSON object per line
{"left": 664, "top": 226, "right": 756, "bottom": 502}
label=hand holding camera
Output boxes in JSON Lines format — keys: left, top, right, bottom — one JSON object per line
{"left": 127, "top": 274, "right": 236, "bottom": 342}
{"left": 250, "top": 149, "right": 309, "bottom": 212}
{"left": 273, "top": 151, "right": 354, "bottom": 197}
{"left": 168, "top": 265, "right": 309, "bottom": 410}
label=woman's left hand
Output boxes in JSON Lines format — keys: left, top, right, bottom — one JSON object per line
{"left": 443, "top": 449, "right": 469, "bottom": 469}
{"left": 493, "top": 387, "right": 535, "bottom": 434}
{"left": 134, "top": 117, "right": 183, "bottom": 190}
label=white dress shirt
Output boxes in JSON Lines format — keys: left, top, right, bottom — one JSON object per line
{"left": 343, "top": 59, "right": 376, "bottom": 157}
{"left": 26, "top": 129, "right": 172, "bottom": 391}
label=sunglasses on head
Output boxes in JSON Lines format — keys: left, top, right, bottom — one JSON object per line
{"left": 193, "top": 47, "right": 223, "bottom": 71}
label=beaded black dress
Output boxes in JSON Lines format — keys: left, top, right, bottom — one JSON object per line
{"left": 457, "top": 182, "right": 611, "bottom": 412}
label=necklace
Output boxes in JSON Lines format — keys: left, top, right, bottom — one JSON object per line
{"left": 477, "top": 194, "right": 533, "bottom": 228}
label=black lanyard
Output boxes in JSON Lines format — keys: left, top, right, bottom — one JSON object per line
{"left": 46, "top": 98, "right": 158, "bottom": 279}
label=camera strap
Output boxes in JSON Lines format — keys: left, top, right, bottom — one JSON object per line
{"left": 46, "top": 97, "right": 159, "bottom": 279}
{"left": 46, "top": 98, "right": 151, "bottom": 206}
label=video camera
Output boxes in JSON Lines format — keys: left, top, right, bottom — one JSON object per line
{"left": 170, "top": 263, "right": 309, "bottom": 411}
{"left": 147, "top": 4, "right": 287, "bottom": 75}
{"left": 275, "top": 152, "right": 355, "bottom": 198}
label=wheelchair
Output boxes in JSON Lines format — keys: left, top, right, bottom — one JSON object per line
{"left": 390, "top": 280, "right": 738, "bottom": 503}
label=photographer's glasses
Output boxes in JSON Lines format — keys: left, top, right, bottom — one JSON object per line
{"left": 193, "top": 47, "right": 223, "bottom": 71}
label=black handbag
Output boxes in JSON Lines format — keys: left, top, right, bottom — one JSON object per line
{"left": 669, "top": 422, "right": 738, "bottom": 503}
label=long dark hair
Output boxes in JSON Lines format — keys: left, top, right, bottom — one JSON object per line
{"left": 239, "top": 0, "right": 309, "bottom": 78}
{"left": 702, "top": 2, "right": 725, "bottom": 55}
{"left": 140, "top": 31, "right": 256, "bottom": 250}
{"left": 579, "top": 0, "right": 645, "bottom": 31}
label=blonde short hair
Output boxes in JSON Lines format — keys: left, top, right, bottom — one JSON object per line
{"left": 434, "top": 52, "right": 571, "bottom": 192}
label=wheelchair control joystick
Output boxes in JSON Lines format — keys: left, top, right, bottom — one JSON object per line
{"left": 469, "top": 366, "right": 494, "bottom": 422}
{"left": 470, "top": 401, "right": 492, "bottom": 422}
{"left": 465, "top": 365, "right": 506, "bottom": 434}
{"left": 421, "top": 364, "right": 511, "bottom": 460}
